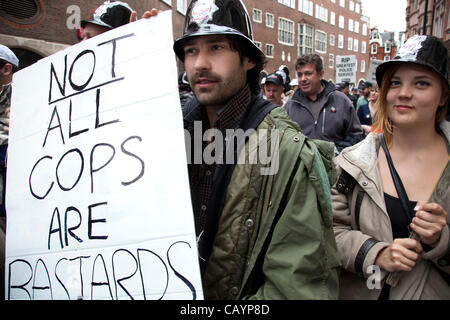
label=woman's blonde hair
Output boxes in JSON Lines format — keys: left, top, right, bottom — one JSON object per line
{"left": 372, "top": 62, "right": 449, "bottom": 146}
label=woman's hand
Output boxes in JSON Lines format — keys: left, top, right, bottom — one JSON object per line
{"left": 129, "top": 8, "right": 161, "bottom": 23}
{"left": 375, "top": 238, "right": 422, "bottom": 272}
{"left": 410, "top": 201, "right": 448, "bottom": 247}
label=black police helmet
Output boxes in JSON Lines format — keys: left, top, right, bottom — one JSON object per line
{"left": 80, "top": 1, "right": 133, "bottom": 30}
{"left": 173, "top": 0, "right": 263, "bottom": 61}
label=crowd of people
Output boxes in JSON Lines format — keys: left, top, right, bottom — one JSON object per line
{"left": 0, "top": 0, "right": 449, "bottom": 300}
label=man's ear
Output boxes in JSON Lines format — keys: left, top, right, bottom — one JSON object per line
{"left": 1, "top": 63, "right": 13, "bottom": 76}
{"left": 244, "top": 57, "right": 256, "bottom": 71}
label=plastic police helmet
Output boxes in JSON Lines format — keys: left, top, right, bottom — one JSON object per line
{"left": 376, "top": 35, "right": 449, "bottom": 88}
{"left": 173, "top": 0, "right": 263, "bottom": 61}
{"left": 80, "top": 1, "right": 133, "bottom": 30}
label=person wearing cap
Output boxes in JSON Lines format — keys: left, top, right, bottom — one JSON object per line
{"left": 168, "top": 0, "right": 339, "bottom": 299}
{"left": 263, "top": 72, "right": 285, "bottom": 106}
{"left": 0, "top": 43, "right": 18, "bottom": 301}
{"left": 331, "top": 35, "right": 450, "bottom": 300}
{"left": 284, "top": 54, "right": 364, "bottom": 152}
{"left": 356, "top": 81, "right": 373, "bottom": 111}
{"left": 78, "top": 1, "right": 133, "bottom": 41}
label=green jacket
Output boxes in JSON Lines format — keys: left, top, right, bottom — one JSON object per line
{"left": 186, "top": 96, "right": 340, "bottom": 299}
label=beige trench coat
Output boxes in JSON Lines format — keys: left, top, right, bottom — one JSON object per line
{"left": 332, "top": 121, "right": 450, "bottom": 299}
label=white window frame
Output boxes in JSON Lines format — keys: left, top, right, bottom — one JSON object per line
{"left": 371, "top": 44, "right": 377, "bottom": 54}
{"left": 330, "top": 34, "right": 335, "bottom": 46}
{"left": 361, "top": 60, "right": 366, "bottom": 73}
{"left": 348, "top": 37, "right": 353, "bottom": 51}
{"left": 348, "top": 19, "right": 354, "bottom": 32}
{"left": 354, "top": 38, "right": 359, "bottom": 52}
{"left": 361, "top": 41, "right": 367, "bottom": 54}
{"left": 266, "top": 44, "right": 274, "bottom": 58}
{"left": 330, "top": 11, "right": 335, "bottom": 25}
{"left": 340, "top": 0, "right": 345, "bottom": 8}
{"left": 385, "top": 42, "right": 392, "bottom": 53}
{"left": 177, "top": 0, "right": 187, "bottom": 15}
{"left": 355, "top": 3, "right": 360, "bottom": 13}
{"left": 349, "top": 1, "right": 355, "bottom": 11}
{"left": 278, "top": 17, "right": 295, "bottom": 46}
{"left": 362, "top": 23, "right": 368, "bottom": 36}
{"left": 339, "top": 16, "right": 345, "bottom": 29}
{"left": 266, "top": 12, "right": 274, "bottom": 28}
{"left": 298, "top": 23, "right": 314, "bottom": 56}
{"left": 338, "top": 34, "right": 344, "bottom": 49}
{"left": 354, "top": 21, "right": 359, "bottom": 33}
{"left": 329, "top": 53, "right": 335, "bottom": 68}
{"left": 162, "top": 0, "right": 172, "bottom": 6}
{"left": 315, "top": 30, "right": 327, "bottom": 53}
{"left": 253, "top": 9, "right": 262, "bottom": 23}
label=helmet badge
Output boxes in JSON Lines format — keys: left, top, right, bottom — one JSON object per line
{"left": 191, "top": 0, "right": 219, "bottom": 25}
{"left": 396, "top": 35, "right": 427, "bottom": 60}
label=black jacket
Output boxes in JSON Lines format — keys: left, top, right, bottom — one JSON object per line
{"left": 284, "top": 80, "right": 363, "bottom": 151}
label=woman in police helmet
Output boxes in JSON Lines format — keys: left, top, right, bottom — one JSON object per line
{"left": 332, "top": 35, "right": 450, "bottom": 299}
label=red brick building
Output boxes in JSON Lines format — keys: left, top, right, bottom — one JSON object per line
{"left": 1, "top": 0, "right": 372, "bottom": 84}
{"left": 246, "top": 0, "right": 371, "bottom": 85}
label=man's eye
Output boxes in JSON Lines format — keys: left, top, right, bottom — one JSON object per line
{"left": 184, "top": 47, "right": 197, "bottom": 55}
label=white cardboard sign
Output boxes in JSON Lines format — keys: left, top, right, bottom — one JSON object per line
{"left": 5, "top": 11, "right": 203, "bottom": 300}
{"left": 336, "top": 55, "right": 357, "bottom": 84}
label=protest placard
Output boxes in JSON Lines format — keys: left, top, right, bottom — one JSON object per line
{"left": 336, "top": 55, "right": 357, "bottom": 84}
{"left": 367, "top": 59, "right": 383, "bottom": 84}
{"left": 5, "top": 11, "right": 203, "bottom": 300}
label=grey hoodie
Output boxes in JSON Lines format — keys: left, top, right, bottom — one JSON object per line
{"left": 284, "top": 80, "right": 363, "bottom": 151}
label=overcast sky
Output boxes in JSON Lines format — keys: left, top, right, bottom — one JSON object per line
{"left": 361, "top": 0, "right": 407, "bottom": 32}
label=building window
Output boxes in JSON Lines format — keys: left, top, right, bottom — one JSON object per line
{"left": 162, "top": 0, "right": 172, "bottom": 6}
{"left": 339, "top": 16, "right": 345, "bottom": 29}
{"left": 354, "top": 39, "right": 358, "bottom": 52}
{"left": 279, "top": 17, "right": 295, "bottom": 46}
{"left": 384, "top": 55, "right": 391, "bottom": 61}
{"left": 350, "top": 1, "right": 355, "bottom": 11}
{"left": 253, "top": 9, "right": 262, "bottom": 23}
{"left": 298, "top": 24, "right": 314, "bottom": 56}
{"left": 433, "top": 2, "right": 445, "bottom": 37}
{"left": 329, "top": 54, "right": 335, "bottom": 68}
{"left": 340, "top": 0, "right": 345, "bottom": 8}
{"left": 254, "top": 41, "right": 262, "bottom": 50}
{"left": 279, "top": 0, "right": 296, "bottom": 8}
{"left": 371, "top": 44, "right": 377, "bottom": 54}
{"left": 355, "top": 3, "right": 360, "bottom": 13}
{"left": 338, "top": 34, "right": 344, "bottom": 48}
{"left": 266, "top": 12, "right": 274, "bottom": 28}
{"left": 348, "top": 19, "right": 354, "bottom": 32}
{"left": 348, "top": 37, "right": 353, "bottom": 51}
{"left": 298, "top": 0, "right": 313, "bottom": 16}
{"left": 330, "top": 34, "right": 335, "bottom": 46}
{"left": 361, "top": 41, "right": 367, "bottom": 54}
{"left": 315, "top": 30, "right": 327, "bottom": 53}
{"left": 385, "top": 42, "right": 391, "bottom": 53}
{"left": 361, "top": 60, "right": 366, "bottom": 73}
{"left": 362, "top": 24, "right": 368, "bottom": 36}
{"left": 330, "top": 11, "right": 335, "bottom": 25}
{"left": 177, "top": 0, "right": 187, "bottom": 14}
{"left": 266, "top": 44, "right": 274, "bottom": 58}
{"left": 354, "top": 21, "right": 359, "bottom": 33}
